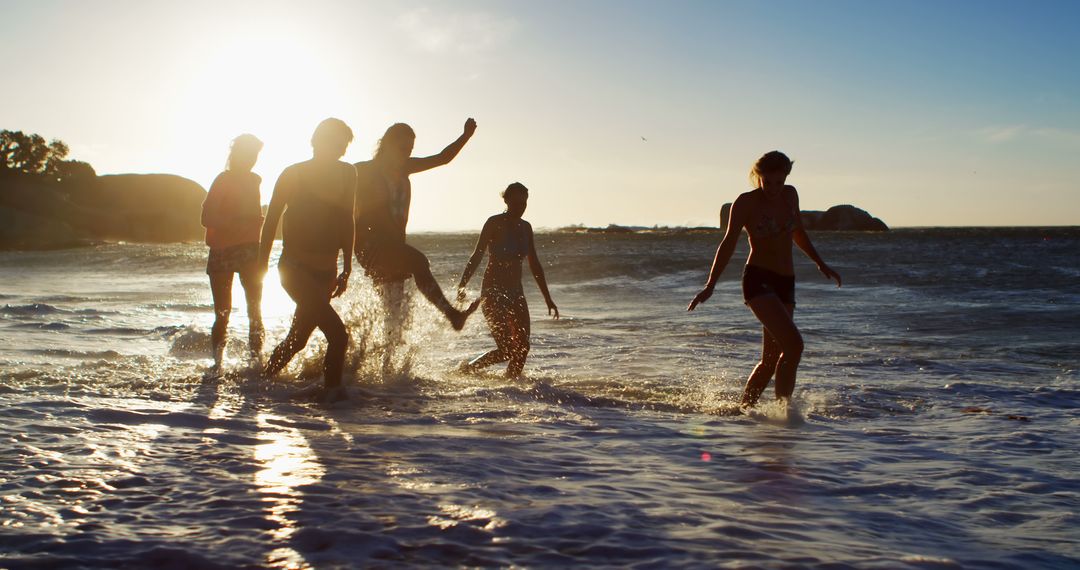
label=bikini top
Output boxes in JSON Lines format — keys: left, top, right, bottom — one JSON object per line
{"left": 488, "top": 217, "right": 530, "bottom": 262}
{"left": 354, "top": 161, "right": 411, "bottom": 241}
{"left": 380, "top": 170, "right": 410, "bottom": 230}
{"left": 753, "top": 189, "right": 797, "bottom": 239}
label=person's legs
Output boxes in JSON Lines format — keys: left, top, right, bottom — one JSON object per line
{"left": 741, "top": 326, "right": 782, "bottom": 407}
{"left": 747, "top": 296, "right": 802, "bottom": 403}
{"left": 772, "top": 303, "right": 799, "bottom": 400}
{"left": 463, "top": 295, "right": 513, "bottom": 371}
{"left": 238, "top": 268, "right": 264, "bottom": 363}
{"left": 308, "top": 301, "right": 348, "bottom": 389}
{"left": 399, "top": 244, "right": 479, "bottom": 330}
{"left": 504, "top": 295, "right": 531, "bottom": 378}
{"left": 265, "top": 263, "right": 348, "bottom": 392}
{"left": 377, "top": 279, "right": 408, "bottom": 348}
{"left": 265, "top": 312, "right": 316, "bottom": 377}
{"left": 264, "top": 264, "right": 324, "bottom": 377}
{"left": 208, "top": 272, "right": 234, "bottom": 370}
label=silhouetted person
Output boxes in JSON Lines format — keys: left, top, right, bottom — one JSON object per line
{"left": 201, "top": 134, "right": 265, "bottom": 374}
{"left": 457, "top": 183, "right": 558, "bottom": 378}
{"left": 688, "top": 151, "right": 841, "bottom": 408}
{"left": 259, "top": 119, "right": 357, "bottom": 402}
{"left": 354, "top": 118, "right": 480, "bottom": 334}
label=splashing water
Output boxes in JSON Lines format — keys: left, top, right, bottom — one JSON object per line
{"left": 1, "top": 229, "right": 1078, "bottom": 567}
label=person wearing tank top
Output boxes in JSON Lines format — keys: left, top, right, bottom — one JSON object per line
{"left": 457, "top": 183, "right": 558, "bottom": 378}
{"left": 258, "top": 118, "right": 357, "bottom": 402}
{"left": 353, "top": 118, "right": 481, "bottom": 343}
{"left": 688, "top": 151, "right": 842, "bottom": 409}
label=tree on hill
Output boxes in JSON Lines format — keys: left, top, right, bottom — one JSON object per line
{"left": 0, "top": 129, "right": 94, "bottom": 183}
{"left": 52, "top": 159, "right": 96, "bottom": 183}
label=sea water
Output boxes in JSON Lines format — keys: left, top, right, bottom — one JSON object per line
{"left": 0, "top": 228, "right": 1077, "bottom": 568}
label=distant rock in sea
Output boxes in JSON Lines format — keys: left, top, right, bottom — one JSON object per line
{"left": 553, "top": 224, "right": 718, "bottom": 235}
{"left": 720, "top": 202, "right": 888, "bottom": 232}
{"left": 800, "top": 205, "right": 889, "bottom": 231}
{"left": 0, "top": 172, "right": 208, "bottom": 249}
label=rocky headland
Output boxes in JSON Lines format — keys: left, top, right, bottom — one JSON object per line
{"left": 0, "top": 173, "right": 208, "bottom": 250}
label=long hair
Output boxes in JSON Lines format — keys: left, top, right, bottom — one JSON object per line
{"left": 374, "top": 123, "right": 415, "bottom": 162}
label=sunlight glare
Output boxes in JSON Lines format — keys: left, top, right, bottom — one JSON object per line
{"left": 172, "top": 29, "right": 357, "bottom": 199}
{"left": 255, "top": 412, "right": 325, "bottom": 569}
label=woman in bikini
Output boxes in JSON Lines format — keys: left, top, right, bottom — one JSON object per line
{"left": 201, "top": 134, "right": 265, "bottom": 374}
{"left": 259, "top": 118, "right": 357, "bottom": 401}
{"left": 688, "top": 151, "right": 841, "bottom": 408}
{"left": 457, "top": 183, "right": 558, "bottom": 378}
{"left": 354, "top": 119, "right": 480, "bottom": 333}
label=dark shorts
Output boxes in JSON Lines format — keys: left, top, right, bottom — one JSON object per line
{"left": 206, "top": 243, "right": 259, "bottom": 275}
{"left": 742, "top": 265, "right": 796, "bottom": 306}
{"left": 356, "top": 239, "right": 417, "bottom": 284}
{"left": 279, "top": 260, "right": 336, "bottom": 305}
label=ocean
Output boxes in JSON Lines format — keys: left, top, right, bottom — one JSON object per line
{"left": 1, "top": 228, "right": 1077, "bottom": 568}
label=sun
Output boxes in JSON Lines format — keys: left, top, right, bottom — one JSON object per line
{"left": 170, "top": 29, "right": 357, "bottom": 201}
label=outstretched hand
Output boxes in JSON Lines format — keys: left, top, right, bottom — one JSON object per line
{"left": 463, "top": 118, "right": 477, "bottom": 138}
{"left": 687, "top": 286, "right": 714, "bottom": 311}
{"left": 819, "top": 264, "right": 842, "bottom": 287}
{"left": 331, "top": 271, "right": 350, "bottom": 298}
{"left": 547, "top": 300, "right": 560, "bottom": 320}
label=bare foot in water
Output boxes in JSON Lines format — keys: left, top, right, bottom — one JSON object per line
{"left": 289, "top": 381, "right": 348, "bottom": 403}
{"left": 316, "top": 385, "right": 349, "bottom": 404}
{"left": 449, "top": 298, "right": 482, "bottom": 331}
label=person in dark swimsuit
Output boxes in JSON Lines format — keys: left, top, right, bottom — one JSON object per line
{"left": 258, "top": 118, "right": 357, "bottom": 402}
{"left": 688, "top": 151, "right": 841, "bottom": 408}
{"left": 201, "top": 134, "right": 265, "bottom": 374}
{"left": 457, "top": 183, "right": 558, "bottom": 378}
{"left": 354, "top": 118, "right": 480, "bottom": 337}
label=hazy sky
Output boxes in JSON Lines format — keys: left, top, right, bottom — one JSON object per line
{"left": 2, "top": 0, "right": 1078, "bottom": 229}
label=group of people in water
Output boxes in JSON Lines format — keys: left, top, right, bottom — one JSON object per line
{"left": 201, "top": 118, "right": 557, "bottom": 401}
{"left": 201, "top": 117, "right": 840, "bottom": 406}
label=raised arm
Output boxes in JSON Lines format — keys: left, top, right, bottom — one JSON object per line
{"left": 258, "top": 167, "right": 294, "bottom": 270}
{"left": 457, "top": 217, "right": 494, "bottom": 301}
{"left": 687, "top": 196, "right": 750, "bottom": 311}
{"left": 406, "top": 118, "right": 477, "bottom": 175}
{"left": 789, "top": 188, "right": 841, "bottom": 287}
{"left": 526, "top": 223, "right": 558, "bottom": 319}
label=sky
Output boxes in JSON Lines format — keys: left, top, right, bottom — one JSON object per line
{"left": 2, "top": 0, "right": 1078, "bottom": 230}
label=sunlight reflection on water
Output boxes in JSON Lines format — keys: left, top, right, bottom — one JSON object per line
{"left": 254, "top": 413, "right": 325, "bottom": 570}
